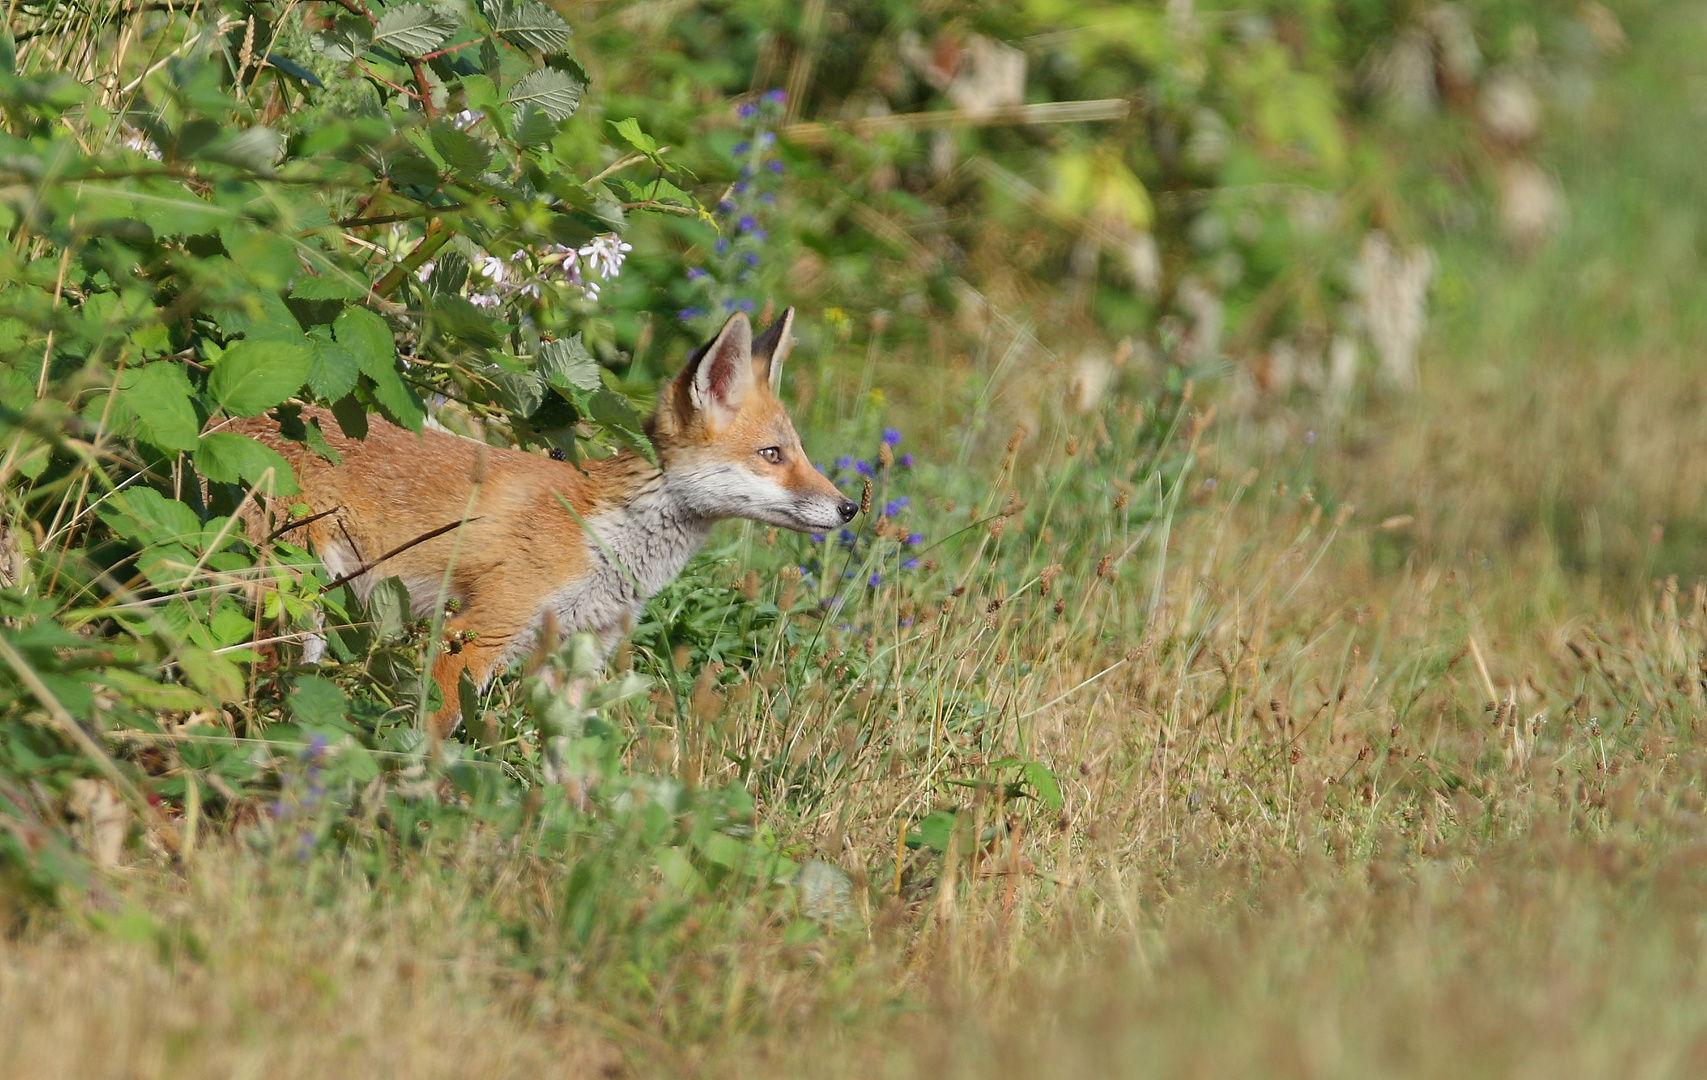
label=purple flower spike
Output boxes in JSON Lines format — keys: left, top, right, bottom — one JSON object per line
{"left": 736, "top": 298, "right": 754, "bottom": 312}
{"left": 766, "top": 89, "right": 786, "bottom": 104}
{"left": 906, "top": 532, "right": 923, "bottom": 545}
{"left": 737, "top": 102, "right": 757, "bottom": 119}
{"left": 733, "top": 140, "right": 750, "bottom": 155}
{"left": 854, "top": 460, "right": 873, "bottom": 477}
{"left": 738, "top": 215, "right": 757, "bottom": 233}
{"left": 766, "top": 160, "right": 783, "bottom": 174}
{"left": 715, "top": 238, "right": 728, "bottom": 253}
{"left": 902, "top": 558, "right": 919, "bottom": 570}
{"left": 882, "top": 428, "right": 902, "bottom": 445}
{"left": 809, "top": 534, "right": 824, "bottom": 543}
{"left": 883, "top": 499, "right": 904, "bottom": 517}
{"left": 867, "top": 572, "right": 882, "bottom": 587}
{"left": 898, "top": 453, "right": 914, "bottom": 467}
{"left": 733, "top": 180, "right": 748, "bottom": 194}
{"left": 744, "top": 252, "right": 759, "bottom": 267}
{"left": 677, "top": 306, "right": 705, "bottom": 321}
{"left": 834, "top": 455, "right": 852, "bottom": 470}
{"left": 686, "top": 267, "right": 708, "bottom": 281}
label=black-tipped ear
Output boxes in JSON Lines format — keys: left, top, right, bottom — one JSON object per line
{"left": 686, "top": 311, "right": 754, "bottom": 424}
{"left": 752, "top": 306, "right": 795, "bottom": 393}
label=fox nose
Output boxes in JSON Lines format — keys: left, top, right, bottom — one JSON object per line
{"left": 837, "top": 499, "right": 859, "bottom": 522}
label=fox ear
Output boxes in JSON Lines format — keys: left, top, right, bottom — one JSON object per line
{"left": 687, "top": 311, "right": 754, "bottom": 425}
{"left": 752, "top": 306, "right": 795, "bottom": 393}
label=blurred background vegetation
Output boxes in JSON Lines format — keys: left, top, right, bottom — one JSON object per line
{"left": 6, "top": 1, "right": 1707, "bottom": 1077}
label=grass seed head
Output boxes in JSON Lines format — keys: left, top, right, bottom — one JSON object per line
{"left": 861, "top": 478, "right": 873, "bottom": 516}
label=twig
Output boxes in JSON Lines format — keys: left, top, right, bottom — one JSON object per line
{"left": 322, "top": 517, "right": 480, "bottom": 592}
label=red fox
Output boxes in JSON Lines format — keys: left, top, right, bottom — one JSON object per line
{"left": 236, "top": 308, "right": 857, "bottom": 734}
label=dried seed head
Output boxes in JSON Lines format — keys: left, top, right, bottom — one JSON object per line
{"left": 1007, "top": 424, "right": 1028, "bottom": 452}
{"left": 922, "top": 558, "right": 936, "bottom": 572}
{"left": 878, "top": 442, "right": 894, "bottom": 468}
{"left": 1333, "top": 503, "right": 1353, "bottom": 529}
{"left": 987, "top": 598, "right": 1002, "bottom": 614}
{"left": 874, "top": 516, "right": 890, "bottom": 538}
{"left": 1096, "top": 553, "right": 1113, "bottom": 578}
{"left": 1053, "top": 598, "right": 1065, "bottom": 616}
{"left": 1180, "top": 379, "right": 1194, "bottom": 403}
{"left": 987, "top": 516, "right": 1006, "bottom": 538}
{"left": 1113, "top": 491, "right": 1129, "bottom": 512}
{"left": 860, "top": 478, "right": 873, "bottom": 516}
{"left": 764, "top": 527, "right": 777, "bottom": 545}
{"left": 1001, "top": 454, "right": 1014, "bottom": 471}
{"left": 1039, "top": 563, "right": 1063, "bottom": 596}
{"left": 741, "top": 570, "right": 760, "bottom": 601}
{"left": 781, "top": 565, "right": 802, "bottom": 582}
{"left": 1065, "top": 435, "right": 1080, "bottom": 457}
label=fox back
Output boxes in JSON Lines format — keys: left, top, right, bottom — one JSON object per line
{"left": 235, "top": 308, "right": 856, "bottom": 734}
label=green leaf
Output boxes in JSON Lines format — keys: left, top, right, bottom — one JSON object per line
{"left": 609, "top": 117, "right": 658, "bottom": 157}
{"left": 177, "top": 645, "right": 245, "bottom": 703}
{"left": 118, "top": 363, "right": 201, "bottom": 453}
{"left": 336, "top": 307, "right": 422, "bottom": 430}
{"left": 289, "top": 675, "right": 349, "bottom": 727}
{"left": 98, "top": 487, "right": 201, "bottom": 547}
{"left": 332, "top": 306, "right": 395, "bottom": 371}
{"left": 430, "top": 121, "right": 494, "bottom": 171}
{"left": 537, "top": 334, "right": 601, "bottom": 390}
{"left": 290, "top": 273, "right": 366, "bottom": 301}
{"left": 194, "top": 432, "right": 300, "bottom": 496}
{"left": 365, "top": 577, "right": 413, "bottom": 642}
{"left": 207, "top": 338, "right": 313, "bottom": 417}
{"left": 492, "top": 0, "right": 572, "bottom": 53}
{"left": 311, "top": 16, "right": 371, "bottom": 62}
{"left": 507, "top": 66, "right": 582, "bottom": 122}
{"left": 906, "top": 810, "right": 958, "bottom": 852}
{"left": 217, "top": 289, "right": 306, "bottom": 343}
{"left": 307, "top": 329, "right": 362, "bottom": 400}
{"left": 511, "top": 104, "right": 560, "bottom": 147}
{"left": 485, "top": 366, "right": 544, "bottom": 417}
{"left": 371, "top": 3, "right": 458, "bottom": 56}
{"left": 585, "top": 388, "right": 655, "bottom": 463}
{"left": 1022, "top": 761, "right": 1064, "bottom": 811}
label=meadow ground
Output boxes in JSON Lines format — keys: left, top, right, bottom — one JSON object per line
{"left": 8, "top": 8, "right": 1707, "bottom": 1080}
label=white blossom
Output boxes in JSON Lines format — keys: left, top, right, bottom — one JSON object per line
{"left": 450, "top": 110, "right": 485, "bottom": 131}
{"left": 469, "top": 291, "right": 503, "bottom": 309}
{"left": 578, "top": 234, "right": 632, "bottom": 280}
{"left": 415, "top": 260, "right": 435, "bottom": 283}
{"left": 476, "top": 254, "right": 507, "bottom": 283}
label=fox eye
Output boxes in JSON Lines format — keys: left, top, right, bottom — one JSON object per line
{"left": 757, "top": 446, "right": 783, "bottom": 465}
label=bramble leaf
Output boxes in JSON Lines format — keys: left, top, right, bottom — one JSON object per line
{"left": 492, "top": 0, "right": 572, "bottom": 54}
{"left": 371, "top": 3, "right": 458, "bottom": 57}
{"left": 194, "top": 432, "right": 300, "bottom": 496}
{"left": 207, "top": 338, "right": 313, "bottom": 417}
{"left": 507, "top": 66, "right": 582, "bottom": 122}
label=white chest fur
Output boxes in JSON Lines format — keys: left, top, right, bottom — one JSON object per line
{"left": 530, "top": 472, "right": 712, "bottom": 659}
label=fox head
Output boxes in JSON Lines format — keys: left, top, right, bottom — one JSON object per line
{"left": 647, "top": 308, "right": 859, "bottom": 532}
